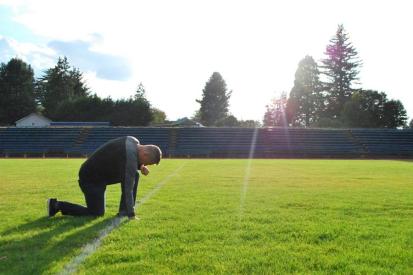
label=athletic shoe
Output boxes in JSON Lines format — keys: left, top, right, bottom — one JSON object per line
{"left": 47, "top": 198, "right": 59, "bottom": 217}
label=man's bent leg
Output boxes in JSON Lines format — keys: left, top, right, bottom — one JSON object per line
{"left": 59, "top": 201, "right": 90, "bottom": 216}
{"left": 83, "top": 183, "right": 106, "bottom": 216}
{"left": 59, "top": 181, "right": 106, "bottom": 216}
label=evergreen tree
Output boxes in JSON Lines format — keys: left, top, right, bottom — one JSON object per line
{"left": 135, "top": 82, "right": 146, "bottom": 100}
{"left": 263, "top": 92, "right": 288, "bottom": 127}
{"left": 0, "top": 58, "right": 36, "bottom": 125}
{"left": 36, "top": 57, "right": 89, "bottom": 119}
{"left": 409, "top": 119, "right": 413, "bottom": 128}
{"left": 196, "top": 72, "right": 232, "bottom": 126}
{"left": 287, "top": 56, "right": 323, "bottom": 127}
{"left": 321, "top": 25, "right": 362, "bottom": 119}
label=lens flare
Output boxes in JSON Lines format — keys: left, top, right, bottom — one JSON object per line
{"left": 239, "top": 127, "right": 258, "bottom": 221}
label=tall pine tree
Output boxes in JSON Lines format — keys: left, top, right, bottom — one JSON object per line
{"left": 196, "top": 72, "right": 231, "bottom": 126}
{"left": 321, "top": 25, "right": 362, "bottom": 119}
{"left": 36, "top": 57, "right": 89, "bottom": 119}
{"left": 287, "top": 56, "right": 323, "bottom": 127}
{"left": 0, "top": 58, "right": 36, "bottom": 125}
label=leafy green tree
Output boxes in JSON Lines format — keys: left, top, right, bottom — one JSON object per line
{"left": 287, "top": 55, "right": 323, "bottom": 127}
{"left": 239, "top": 120, "right": 261, "bottom": 128}
{"left": 111, "top": 97, "right": 152, "bottom": 126}
{"left": 133, "top": 82, "right": 166, "bottom": 125}
{"left": 0, "top": 58, "right": 36, "bottom": 125}
{"left": 341, "top": 90, "right": 386, "bottom": 128}
{"left": 151, "top": 107, "right": 167, "bottom": 124}
{"left": 341, "top": 90, "right": 407, "bottom": 128}
{"left": 52, "top": 95, "right": 113, "bottom": 122}
{"left": 53, "top": 92, "right": 153, "bottom": 126}
{"left": 321, "top": 25, "right": 362, "bottom": 119}
{"left": 382, "top": 99, "right": 407, "bottom": 128}
{"left": 314, "top": 117, "right": 344, "bottom": 128}
{"left": 216, "top": 114, "right": 240, "bottom": 127}
{"left": 263, "top": 92, "right": 288, "bottom": 127}
{"left": 36, "top": 57, "right": 89, "bottom": 119}
{"left": 191, "top": 110, "right": 202, "bottom": 123}
{"left": 196, "top": 72, "right": 232, "bottom": 126}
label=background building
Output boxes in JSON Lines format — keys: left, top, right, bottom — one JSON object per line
{"left": 15, "top": 113, "right": 52, "bottom": 127}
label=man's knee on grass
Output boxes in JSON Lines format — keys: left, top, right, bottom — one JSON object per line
{"left": 89, "top": 208, "right": 105, "bottom": 217}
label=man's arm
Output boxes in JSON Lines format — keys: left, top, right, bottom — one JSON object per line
{"left": 122, "top": 168, "right": 136, "bottom": 217}
{"left": 122, "top": 137, "right": 139, "bottom": 217}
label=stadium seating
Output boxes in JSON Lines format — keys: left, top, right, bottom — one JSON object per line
{"left": 350, "top": 129, "right": 413, "bottom": 157}
{"left": 174, "top": 127, "right": 365, "bottom": 157}
{"left": 0, "top": 127, "right": 82, "bottom": 156}
{"left": 0, "top": 126, "right": 412, "bottom": 158}
{"left": 75, "top": 127, "right": 170, "bottom": 156}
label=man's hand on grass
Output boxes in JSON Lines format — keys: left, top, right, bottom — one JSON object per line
{"left": 128, "top": 215, "right": 140, "bottom": 221}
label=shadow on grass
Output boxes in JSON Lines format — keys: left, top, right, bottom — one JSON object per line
{"left": 0, "top": 215, "right": 121, "bottom": 274}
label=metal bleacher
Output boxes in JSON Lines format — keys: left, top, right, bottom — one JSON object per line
{"left": 0, "top": 126, "right": 412, "bottom": 158}
{"left": 350, "top": 129, "right": 413, "bottom": 157}
{"left": 175, "top": 128, "right": 257, "bottom": 157}
{"left": 0, "top": 127, "right": 82, "bottom": 156}
{"left": 257, "top": 128, "right": 365, "bottom": 157}
{"left": 174, "top": 128, "right": 366, "bottom": 157}
{"left": 76, "top": 127, "right": 170, "bottom": 155}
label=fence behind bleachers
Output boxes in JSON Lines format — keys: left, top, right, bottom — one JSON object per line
{"left": 0, "top": 127, "right": 412, "bottom": 158}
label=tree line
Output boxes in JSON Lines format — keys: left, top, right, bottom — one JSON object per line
{"left": 262, "top": 25, "right": 410, "bottom": 128}
{"left": 0, "top": 57, "right": 165, "bottom": 126}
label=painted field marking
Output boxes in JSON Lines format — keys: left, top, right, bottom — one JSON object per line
{"left": 239, "top": 127, "right": 258, "bottom": 221}
{"left": 60, "top": 163, "right": 186, "bottom": 275}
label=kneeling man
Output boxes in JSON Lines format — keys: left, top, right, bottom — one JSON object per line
{"left": 47, "top": 136, "right": 161, "bottom": 219}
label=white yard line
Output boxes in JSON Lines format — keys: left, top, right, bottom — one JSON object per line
{"left": 60, "top": 163, "right": 186, "bottom": 275}
{"left": 239, "top": 128, "right": 258, "bottom": 221}
{"left": 60, "top": 216, "right": 125, "bottom": 275}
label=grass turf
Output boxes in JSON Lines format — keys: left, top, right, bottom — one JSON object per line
{"left": 0, "top": 159, "right": 412, "bottom": 274}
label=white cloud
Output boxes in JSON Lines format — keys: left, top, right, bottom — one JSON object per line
{"left": 0, "top": 35, "right": 56, "bottom": 71}
{"left": 48, "top": 39, "right": 132, "bottom": 80}
{"left": 83, "top": 71, "right": 137, "bottom": 99}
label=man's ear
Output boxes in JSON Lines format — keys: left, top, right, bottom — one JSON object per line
{"left": 141, "top": 150, "right": 150, "bottom": 164}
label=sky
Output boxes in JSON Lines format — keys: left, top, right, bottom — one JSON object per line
{"left": 0, "top": 0, "right": 412, "bottom": 122}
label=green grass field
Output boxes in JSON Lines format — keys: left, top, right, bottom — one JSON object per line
{"left": 0, "top": 159, "right": 412, "bottom": 274}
